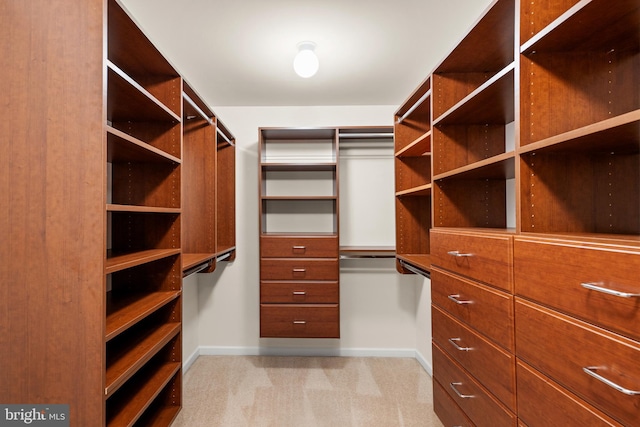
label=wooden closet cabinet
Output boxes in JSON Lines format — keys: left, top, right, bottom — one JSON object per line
{"left": 395, "top": 0, "right": 638, "bottom": 425}
{"left": 259, "top": 128, "right": 340, "bottom": 338}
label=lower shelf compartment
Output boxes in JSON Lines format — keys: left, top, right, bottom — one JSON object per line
{"left": 260, "top": 304, "right": 339, "bottom": 338}
{"left": 106, "top": 361, "right": 180, "bottom": 427}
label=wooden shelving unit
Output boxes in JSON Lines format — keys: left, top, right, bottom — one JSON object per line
{"left": 105, "top": 0, "right": 183, "bottom": 424}
{"left": 394, "top": 77, "right": 432, "bottom": 275}
{"left": 259, "top": 128, "right": 340, "bottom": 338}
{"left": 396, "top": 0, "right": 639, "bottom": 425}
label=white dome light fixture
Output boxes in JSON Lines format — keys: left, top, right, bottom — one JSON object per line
{"left": 293, "top": 42, "right": 319, "bottom": 78}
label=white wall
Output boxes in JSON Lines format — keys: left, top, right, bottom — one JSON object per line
{"left": 181, "top": 105, "right": 432, "bottom": 373}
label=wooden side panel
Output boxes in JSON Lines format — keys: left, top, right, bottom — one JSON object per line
{"left": 0, "top": 0, "right": 105, "bottom": 424}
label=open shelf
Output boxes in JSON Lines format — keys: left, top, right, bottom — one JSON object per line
{"left": 396, "top": 254, "right": 432, "bottom": 276}
{"left": 107, "top": 204, "right": 180, "bottom": 214}
{"left": 105, "top": 322, "right": 180, "bottom": 398}
{"left": 106, "top": 249, "right": 180, "bottom": 274}
{"left": 396, "top": 132, "right": 431, "bottom": 157}
{"left": 395, "top": 78, "right": 431, "bottom": 153}
{"left": 396, "top": 184, "right": 432, "bottom": 198}
{"left": 106, "top": 291, "right": 181, "bottom": 341}
{"left": 107, "top": 126, "right": 181, "bottom": 165}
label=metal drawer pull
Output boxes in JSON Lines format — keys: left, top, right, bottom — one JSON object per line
{"left": 293, "top": 245, "right": 306, "bottom": 250}
{"left": 583, "top": 367, "right": 640, "bottom": 396}
{"left": 581, "top": 282, "right": 640, "bottom": 298}
{"left": 292, "top": 291, "right": 306, "bottom": 295}
{"left": 447, "top": 250, "right": 473, "bottom": 257}
{"left": 448, "top": 294, "right": 473, "bottom": 305}
{"left": 449, "top": 382, "right": 474, "bottom": 399}
{"left": 293, "top": 268, "right": 306, "bottom": 273}
{"left": 293, "top": 320, "right": 306, "bottom": 325}
{"left": 449, "top": 338, "right": 473, "bottom": 351}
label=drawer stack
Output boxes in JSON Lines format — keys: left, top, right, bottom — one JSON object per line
{"left": 430, "top": 229, "right": 516, "bottom": 427}
{"left": 260, "top": 235, "right": 340, "bottom": 338}
{"left": 514, "top": 236, "right": 640, "bottom": 427}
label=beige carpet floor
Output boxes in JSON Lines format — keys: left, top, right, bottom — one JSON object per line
{"left": 171, "top": 355, "right": 444, "bottom": 427}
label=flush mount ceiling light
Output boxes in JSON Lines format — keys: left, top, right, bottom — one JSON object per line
{"left": 293, "top": 42, "right": 319, "bottom": 78}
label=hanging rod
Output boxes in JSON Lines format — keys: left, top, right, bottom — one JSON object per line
{"left": 399, "top": 260, "right": 431, "bottom": 279}
{"left": 217, "top": 128, "right": 235, "bottom": 146}
{"left": 216, "top": 251, "right": 232, "bottom": 262}
{"left": 338, "top": 133, "right": 394, "bottom": 139}
{"left": 340, "top": 254, "right": 396, "bottom": 260}
{"left": 182, "top": 93, "right": 214, "bottom": 125}
{"left": 183, "top": 261, "right": 211, "bottom": 278}
{"left": 396, "top": 89, "right": 431, "bottom": 124}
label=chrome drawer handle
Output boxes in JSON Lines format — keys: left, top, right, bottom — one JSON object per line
{"left": 448, "top": 294, "right": 473, "bottom": 305}
{"left": 449, "top": 382, "right": 474, "bottom": 399}
{"left": 292, "top": 291, "right": 306, "bottom": 295}
{"left": 447, "top": 250, "right": 473, "bottom": 257}
{"left": 449, "top": 338, "right": 472, "bottom": 351}
{"left": 581, "top": 282, "right": 640, "bottom": 298}
{"left": 292, "top": 245, "right": 306, "bottom": 252}
{"left": 293, "top": 320, "right": 306, "bottom": 325}
{"left": 583, "top": 367, "right": 640, "bottom": 396}
{"left": 293, "top": 268, "right": 306, "bottom": 273}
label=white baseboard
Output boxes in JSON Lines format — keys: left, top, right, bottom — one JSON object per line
{"left": 414, "top": 349, "right": 433, "bottom": 376}
{"left": 182, "top": 347, "right": 200, "bottom": 373}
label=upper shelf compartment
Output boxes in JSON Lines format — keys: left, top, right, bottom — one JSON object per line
{"left": 260, "top": 128, "right": 337, "bottom": 165}
{"left": 107, "top": 0, "right": 181, "bottom": 118}
{"left": 521, "top": 0, "right": 640, "bottom": 53}
{"left": 395, "top": 77, "right": 431, "bottom": 156}
{"left": 432, "top": 0, "right": 515, "bottom": 121}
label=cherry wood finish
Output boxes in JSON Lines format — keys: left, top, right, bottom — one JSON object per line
{"left": 432, "top": 306, "right": 516, "bottom": 411}
{"left": 260, "top": 304, "right": 340, "bottom": 338}
{"left": 259, "top": 127, "right": 340, "bottom": 338}
{"left": 515, "top": 298, "right": 640, "bottom": 426}
{"left": 260, "top": 281, "right": 339, "bottom": 304}
{"left": 433, "top": 381, "right": 474, "bottom": 427}
{"left": 216, "top": 120, "right": 237, "bottom": 260}
{"left": 431, "top": 267, "right": 514, "bottom": 351}
{"left": 430, "top": 229, "right": 514, "bottom": 292}
{"left": 514, "top": 236, "right": 640, "bottom": 341}
{"left": 433, "top": 343, "right": 517, "bottom": 427}
{"left": 261, "top": 235, "right": 338, "bottom": 258}
{"left": 516, "top": 361, "right": 623, "bottom": 427}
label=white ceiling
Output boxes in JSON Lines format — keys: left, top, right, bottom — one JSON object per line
{"left": 119, "top": 0, "right": 493, "bottom": 107}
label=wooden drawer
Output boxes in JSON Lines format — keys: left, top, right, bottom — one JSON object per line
{"left": 260, "top": 235, "right": 338, "bottom": 258}
{"left": 515, "top": 298, "right": 640, "bottom": 426}
{"left": 260, "top": 304, "right": 339, "bottom": 338}
{"left": 516, "top": 361, "right": 623, "bottom": 427}
{"left": 433, "top": 343, "right": 516, "bottom": 427}
{"left": 514, "top": 236, "right": 640, "bottom": 342}
{"left": 260, "top": 259, "right": 338, "bottom": 281}
{"left": 433, "top": 379, "right": 474, "bottom": 427}
{"left": 432, "top": 306, "right": 516, "bottom": 411}
{"left": 260, "top": 281, "right": 338, "bottom": 304}
{"left": 432, "top": 267, "right": 514, "bottom": 351}
{"left": 431, "top": 229, "right": 513, "bottom": 292}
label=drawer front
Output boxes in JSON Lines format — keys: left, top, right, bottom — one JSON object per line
{"left": 431, "top": 229, "right": 513, "bottom": 291}
{"left": 260, "top": 281, "right": 339, "bottom": 304}
{"left": 433, "top": 380, "right": 474, "bottom": 427}
{"left": 260, "top": 259, "right": 338, "bottom": 281}
{"left": 261, "top": 235, "right": 338, "bottom": 258}
{"left": 260, "top": 304, "right": 339, "bottom": 338}
{"left": 432, "top": 306, "right": 515, "bottom": 411}
{"left": 433, "top": 343, "right": 516, "bottom": 427}
{"left": 432, "top": 267, "right": 514, "bottom": 351}
{"left": 515, "top": 298, "right": 640, "bottom": 426}
{"left": 517, "top": 361, "right": 623, "bottom": 427}
{"left": 514, "top": 237, "right": 640, "bottom": 342}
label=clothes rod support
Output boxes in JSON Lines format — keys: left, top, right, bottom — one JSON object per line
{"left": 397, "top": 90, "right": 431, "bottom": 124}
{"left": 216, "top": 252, "right": 232, "bottom": 262}
{"left": 400, "top": 260, "right": 430, "bottom": 278}
{"left": 217, "top": 128, "right": 235, "bottom": 146}
{"left": 182, "top": 93, "right": 214, "bottom": 125}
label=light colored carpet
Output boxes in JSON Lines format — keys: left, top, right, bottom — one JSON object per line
{"left": 171, "top": 355, "right": 444, "bottom": 427}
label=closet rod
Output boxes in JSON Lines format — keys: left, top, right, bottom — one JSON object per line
{"left": 340, "top": 254, "right": 395, "bottom": 259}
{"left": 182, "top": 93, "right": 214, "bottom": 125}
{"left": 183, "top": 261, "right": 211, "bottom": 278}
{"left": 217, "top": 128, "right": 235, "bottom": 146}
{"left": 399, "top": 260, "right": 430, "bottom": 278}
{"left": 216, "top": 251, "right": 232, "bottom": 262}
{"left": 338, "top": 133, "right": 393, "bottom": 139}
{"left": 396, "top": 89, "right": 431, "bottom": 124}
